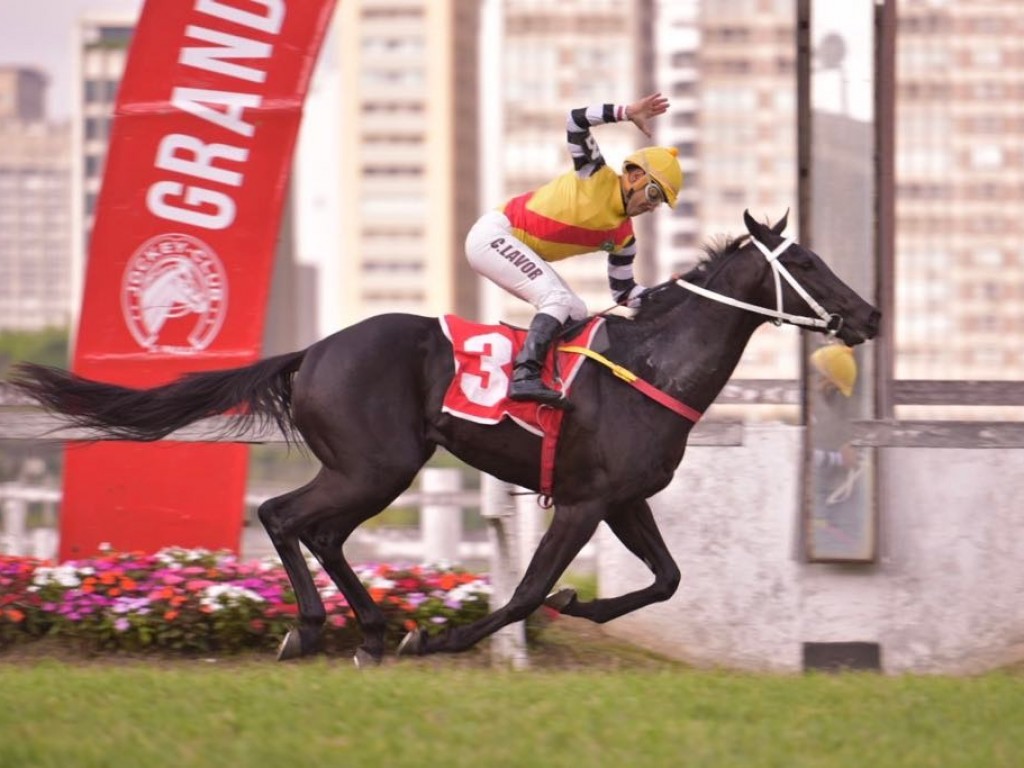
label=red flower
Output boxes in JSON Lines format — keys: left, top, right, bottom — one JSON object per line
{"left": 4, "top": 608, "right": 25, "bottom": 623}
{"left": 438, "top": 573, "right": 458, "bottom": 591}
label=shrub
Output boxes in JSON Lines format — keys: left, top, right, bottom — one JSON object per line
{"left": 0, "top": 548, "right": 492, "bottom": 655}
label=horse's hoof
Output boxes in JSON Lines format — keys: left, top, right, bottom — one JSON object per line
{"left": 353, "top": 647, "right": 382, "bottom": 669}
{"left": 397, "top": 629, "right": 426, "bottom": 657}
{"left": 544, "top": 587, "right": 578, "bottom": 613}
{"left": 276, "top": 629, "right": 304, "bottom": 661}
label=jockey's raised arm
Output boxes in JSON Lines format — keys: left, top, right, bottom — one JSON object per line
{"left": 565, "top": 104, "right": 618, "bottom": 178}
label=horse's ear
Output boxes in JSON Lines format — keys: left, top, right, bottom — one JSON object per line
{"left": 771, "top": 208, "right": 790, "bottom": 235}
{"left": 743, "top": 209, "right": 769, "bottom": 241}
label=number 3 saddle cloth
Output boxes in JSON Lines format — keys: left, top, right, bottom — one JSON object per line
{"left": 438, "top": 314, "right": 607, "bottom": 435}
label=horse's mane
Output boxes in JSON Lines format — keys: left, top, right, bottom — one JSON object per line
{"left": 629, "top": 233, "right": 751, "bottom": 324}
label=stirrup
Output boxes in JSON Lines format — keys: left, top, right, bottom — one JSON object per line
{"left": 508, "top": 378, "right": 572, "bottom": 410}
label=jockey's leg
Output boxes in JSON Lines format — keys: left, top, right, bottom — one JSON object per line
{"left": 508, "top": 312, "right": 572, "bottom": 409}
{"left": 465, "top": 211, "right": 587, "bottom": 410}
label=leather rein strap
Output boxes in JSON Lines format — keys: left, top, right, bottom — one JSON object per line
{"left": 558, "top": 345, "right": 703, "bottom": 423}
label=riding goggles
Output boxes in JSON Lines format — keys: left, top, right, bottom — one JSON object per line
{"left": 644, "top": 178, "right": 666, "bottom": 205}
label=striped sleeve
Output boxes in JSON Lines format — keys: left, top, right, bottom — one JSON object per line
{"left": 566, "top": 104, "right": 626, "bottom": 179}
{"left": 607, "top": 237, "right": 639, "bottom": 303}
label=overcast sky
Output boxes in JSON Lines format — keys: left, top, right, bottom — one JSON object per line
{"left": 0, "top": 0, "right": 141, "bottom": 121}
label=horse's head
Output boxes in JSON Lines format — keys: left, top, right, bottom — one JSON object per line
{"left": 735, "top": 210, "right": 880, "bottom": 346}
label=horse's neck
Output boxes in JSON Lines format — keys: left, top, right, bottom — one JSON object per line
{"left": 627, "top": 298, "right": 765, "bottom": 414}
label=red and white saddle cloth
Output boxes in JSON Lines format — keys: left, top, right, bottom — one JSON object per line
{"left": 439, "top": 314, "right": 605, "bottom": 437}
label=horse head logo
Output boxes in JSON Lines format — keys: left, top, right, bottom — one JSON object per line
{"left": 122, "top": 234, "right": 228, "bottom": 354}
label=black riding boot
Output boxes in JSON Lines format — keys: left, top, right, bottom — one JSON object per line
{"left": 508, "top": 313, "right": 571, "bottom": 410}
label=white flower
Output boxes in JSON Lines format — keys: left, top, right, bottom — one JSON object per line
{"left": 31, "top": 565, "right": 82, "bottom": 589}
{"left": 155, "top": 546, "right": 214, "bottom": 567}
{"left": 319, "top": 583, "right": 339, "bottom": 598}
{"left": 448, "top": 579, "right": 492, "bottom": 601}
{"left": 198, "top": 583, "right": 264, "bottom": 612}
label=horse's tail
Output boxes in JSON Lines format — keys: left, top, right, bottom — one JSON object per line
{"left": 8, "top": 350, "right": 308, "bottom": 443}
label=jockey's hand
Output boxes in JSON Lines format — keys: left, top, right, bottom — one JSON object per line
{"left": 625, "top": 93, "right": 669, "bottom": 138}
{"left": 620, "top": 284, "right": 649, "bottom": 309}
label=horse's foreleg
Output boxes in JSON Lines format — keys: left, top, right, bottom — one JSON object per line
{"left": 547, "top": 499, "right": 680, "bottom": 624}
{"left": 400, "top": 501, "right": 605, "bottom": 656}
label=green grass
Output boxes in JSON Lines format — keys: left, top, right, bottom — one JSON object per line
{"left": 0, "top": 657, "right": 1021, "bottom": 768}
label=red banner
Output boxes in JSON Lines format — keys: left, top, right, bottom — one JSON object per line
{"left": 61, "top": 0, "right": 337, "bottom": 560}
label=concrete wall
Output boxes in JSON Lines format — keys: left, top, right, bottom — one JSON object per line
{"left": 597, "top": 424, "right": 1024, "bottom": 674}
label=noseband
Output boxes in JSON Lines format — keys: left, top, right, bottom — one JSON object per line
{"left": 674, "top": 236, "right": 842, "bottom": 335}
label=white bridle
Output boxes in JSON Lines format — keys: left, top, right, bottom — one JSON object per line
{"left": 674, "top": 235, "right": 842, "bottom": 335}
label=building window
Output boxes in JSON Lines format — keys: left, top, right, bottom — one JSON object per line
{"left": 969, "top": 145, "right": 1003, "bottom": 170}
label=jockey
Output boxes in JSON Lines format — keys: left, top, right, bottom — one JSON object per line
{"left": 465, "top": 92, "right": 682, "bottom": 409}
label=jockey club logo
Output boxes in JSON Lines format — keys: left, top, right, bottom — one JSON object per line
{"left": 121, "top": 233, "right": 228, "bottom": 354}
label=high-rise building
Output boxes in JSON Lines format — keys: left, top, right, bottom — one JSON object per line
{"left": 70, "top": 12, "right": 134, "bottom": 335}
{"left": 895, "top": 0, "right": 1024, "bottom": 381}
{"left": 659, "top": 0, "right": 1023, "bottom": 387}
{"left": 0, "top": 67, "right": 47, "bottom": 122}
{"left": 690, "top": 0, "right": 800, "bottom": 379}
{"left": 652, "top": 0, "right": 701, "bottom": 279}
{"left": 0, "top": 66, "right": 71, "bottom": 330}
{"left": 330, "top": 0, "right": 481, "bottom": 327}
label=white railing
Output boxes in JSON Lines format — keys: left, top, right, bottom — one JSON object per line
{"left": 0, "top": 468, "right": 589, "bottom": 565}
{"left": 0, "top": 405, "right": 736, "bottom": 562}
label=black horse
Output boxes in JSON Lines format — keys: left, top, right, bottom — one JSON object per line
{"left": 10, "top": 211, "right": 879, "bottom": 666}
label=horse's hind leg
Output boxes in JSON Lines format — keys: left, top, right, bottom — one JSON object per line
{"left": 399, "top": 500, "right": 605, "bottom": 656}
{"left": 265, "top": 463, "right": 427, "bottom": 661}
{"left": 545, "top": 499, "right": 681, "bottom": 624}
{"left": 301, "top": 524, "right": 390, "bottom": 668}
{"left": 257, "top": 478, "right": 333, "bottom": 660}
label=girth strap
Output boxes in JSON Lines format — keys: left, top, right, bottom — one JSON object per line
{"left": 558, "top": 346, "right": 703, "bottom": 423}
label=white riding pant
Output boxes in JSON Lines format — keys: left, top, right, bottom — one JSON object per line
{"left": 465, "top": 210, "right": 588, "bottom": 325}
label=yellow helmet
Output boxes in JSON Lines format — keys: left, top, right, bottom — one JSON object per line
{"left": 810, "top": 344, "right": 857, "bottom": 397}
{"left": 623, "top": 146, "right": 683, "bottom": 208}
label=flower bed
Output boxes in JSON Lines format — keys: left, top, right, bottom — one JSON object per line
{"left": 0, "top": 547, "right": 492, "bottom": 655}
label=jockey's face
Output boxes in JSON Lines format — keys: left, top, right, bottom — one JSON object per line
{"left": 622, "top": 167, "right": 664, "bottom": 218}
